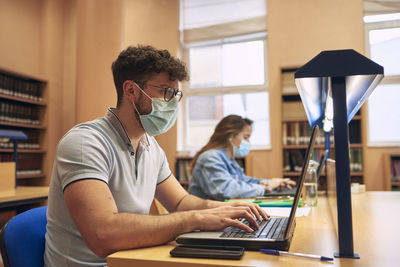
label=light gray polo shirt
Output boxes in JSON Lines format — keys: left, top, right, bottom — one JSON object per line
{"left": 44, "top": 108, "right": 171, "bottom": 267}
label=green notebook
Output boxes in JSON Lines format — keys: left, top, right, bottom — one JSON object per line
{"left": 224, "top": 199, "right": 303, "bottom": 207}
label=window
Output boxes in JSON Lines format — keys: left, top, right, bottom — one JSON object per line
{"left": 178, "top": 0, "right": 269, "bottom": 152}
{"left": 178, "top": 34, "right": 270, "bottom": 151}
{"left": 182, "top": 0, "right": 266, "bottom": 30}
{"left": 364, "top": 13, "right": 400, "bottom": 146}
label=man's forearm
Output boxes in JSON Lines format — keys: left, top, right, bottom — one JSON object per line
{"left": 175, "top": 194, "right": 225, "bottom": 211}
{"left": 90, "top": 197, "right": 266, "bottom": 258}
{"left": 91, "top": 210, "right": 198, "bottom": 258}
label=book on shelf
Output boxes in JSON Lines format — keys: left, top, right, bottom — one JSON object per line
{"left": 283, "top": 149, "right": 305, "bottom": 172}
{"left": 176, "top": 158, "right": 192, "bottom": 184}
{"left": 390, "top": 158, "right": 400, "bottom": 181}
{"left": 282, "top": 122, "right": 330, "bottom": 146}
{"left": 181, "top": 160, "right": 190, "bottom": 183}
{"left": 283, "top": 150, "right": 291, "bottom": 172}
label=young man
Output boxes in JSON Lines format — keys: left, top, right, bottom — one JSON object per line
{"left": 44, "top": 45, "right": 268, "bottom": 266}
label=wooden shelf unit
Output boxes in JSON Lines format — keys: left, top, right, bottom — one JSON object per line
{"left": 0, "top": 93, "right": 46, "bottom": 106}
{"left": 282, "top": 143, "right": 362, "bottom": 149}
{"left": 280, "top": 68, "right": 364, "bottom": 190}
{"left": 0, "top": 68, "right": 47, "bottom": 183}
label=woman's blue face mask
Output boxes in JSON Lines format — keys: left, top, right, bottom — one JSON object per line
{"left": 133, "top": 84, "right": 179, "bottom": 136}
{"left": 233, "top": 140, "right": 251, "bottom": 157}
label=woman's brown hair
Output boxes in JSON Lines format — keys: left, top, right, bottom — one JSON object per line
{"left": 191, "top": 115, "right": 253, "bottom": 172}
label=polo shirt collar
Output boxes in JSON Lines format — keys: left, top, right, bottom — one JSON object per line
{"left": 105, "top": 108, "right": 150, "bottom": 152}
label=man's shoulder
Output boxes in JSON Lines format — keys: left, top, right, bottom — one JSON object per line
{"left": 58, "top": 118, "right": 112, "bottom": 148}
{"left": 65, "top": 118, "right": 109, "bottom": 137}
{"left": 74, "top": 117, "right": 109, "bottom": 131}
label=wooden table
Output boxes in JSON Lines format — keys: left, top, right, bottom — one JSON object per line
{"left": 108, "top": 192, "right": 400, "bottom": 267}
{"left": 0, "top": 186, "right": 49, "bottom": 208}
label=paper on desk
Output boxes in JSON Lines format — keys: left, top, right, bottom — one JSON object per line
{"left": 262, "top": 207, "right": 311, "bottom": 217}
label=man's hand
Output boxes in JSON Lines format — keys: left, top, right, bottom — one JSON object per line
{"left": 223, "top": 200, "right": 269, "bottom": 222}
{"left": 190, "top": 201, "right": 269, "bottom": 233}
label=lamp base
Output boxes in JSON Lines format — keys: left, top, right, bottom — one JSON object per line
{"left": 334, "top": 252, "right": 360, "bottom": 259}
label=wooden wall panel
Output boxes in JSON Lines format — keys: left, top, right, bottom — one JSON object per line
{"left": 123, "top": 0, "right": 180, "bottom": 174}
{"left": 0, "top": 0, "right": 42, "bottom": 75}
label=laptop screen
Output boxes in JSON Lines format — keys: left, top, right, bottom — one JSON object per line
{"left": 283, "top": 125, "right": 318, "bottom": 239}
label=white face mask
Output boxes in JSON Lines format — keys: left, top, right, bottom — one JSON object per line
{"left": 133, "top": 84, "right": 179, "bottom": 136}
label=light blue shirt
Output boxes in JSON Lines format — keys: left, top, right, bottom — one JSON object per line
{"left": 189, "top": 148, "right": 265, "bottom": 201}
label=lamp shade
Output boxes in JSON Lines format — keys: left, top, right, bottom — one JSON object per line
{"left": 0, "top": 129, "right": 27, "bottom": 140}
{"left": 294, "top": 49, "right": 384, "bottom": 129}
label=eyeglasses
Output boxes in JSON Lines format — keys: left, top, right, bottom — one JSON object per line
{"left": 147, "top": 84, "right": 183, "bottom": 102}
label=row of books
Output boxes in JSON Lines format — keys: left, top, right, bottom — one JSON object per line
{"left": 176, "top": 158, "right": 193, "bottom": 183}
{"left": 283, "top": 121, "right": 363, "bottom": 146}
{"left": 0, "top": 129, "right": 40, "bottom": 149}
{"left": 0, "top": 73, "right": 43, "bottom": 101}
{"left": 283, "top": 148, "right": 363, "bottom": 173}
{"left": 16, "top": 169, "right": 42, "bottom": 176}
{"left": 282, "top": 122, "right": 334, "bottom": 145}
{"left": 0, "top": 101, "right": 40, "bottom": 125}
{"left": 391, "top": 158, "right": 400, "bottom": 181}
{"left": 283, "top": 149, "right": 324, "bottom": 172}
{"left": 0, "top": 141, "right": 40, "bottom": 149}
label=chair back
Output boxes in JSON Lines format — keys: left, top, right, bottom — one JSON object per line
{"left": 0, "top": 206, "right": 47, "bottom": 267}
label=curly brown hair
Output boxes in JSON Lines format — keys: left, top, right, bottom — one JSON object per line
{"left": 111, "top": 45, "right": 189, "bottom": 107}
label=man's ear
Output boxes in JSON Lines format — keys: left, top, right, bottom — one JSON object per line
{"left": 123, "top": 80, "right": 136, "bottom": 103}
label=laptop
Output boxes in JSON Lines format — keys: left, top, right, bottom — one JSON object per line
{"left": 264, "top": 187, "right": 297, "bottom": 197}
{"left": 176, "top": 125, "right": 318, "bottom": 251}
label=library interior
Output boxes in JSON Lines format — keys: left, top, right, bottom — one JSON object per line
{"left": 0, "top": 0, "right": 400, "bottom": 267}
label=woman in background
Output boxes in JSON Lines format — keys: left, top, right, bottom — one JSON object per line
{"left": 189, "top": 115, "right": 295, "bottom": 201}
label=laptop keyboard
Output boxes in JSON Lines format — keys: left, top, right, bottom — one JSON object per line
{"left": 220, "top": 217, "right": 288, "bottom": 239}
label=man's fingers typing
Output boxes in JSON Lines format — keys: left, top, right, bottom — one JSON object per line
{"left": 227, "top": 218, "right": 254, "bottom": 233}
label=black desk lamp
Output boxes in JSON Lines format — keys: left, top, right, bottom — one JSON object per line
{"left": 294, "top": 49, "right": 384, "bottom": 259}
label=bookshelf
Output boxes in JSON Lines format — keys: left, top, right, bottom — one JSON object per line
{"left": 281, "top": 68, "right": 364, "bottom": 190}
{"left": 0, "top": 68, "right": 47, "bottom": 185}
{"left": 383, "top": 152, "right": 400, "bottom": 191}
{"left": 175, "top": 154, "right": 246, "bottom": 190}
{"left": 175, "top": 156, "right": 193, "bottom": 189}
